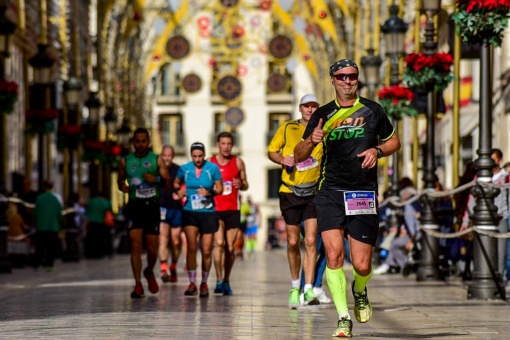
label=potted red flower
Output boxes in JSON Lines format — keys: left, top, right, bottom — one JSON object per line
{"left": 452, "top": 0, "right": 510, "bottom": 47}
{"left": 0, "top": 80, "right": 19, "bottom": 114}
{"left": 57, "top": 124, "right": 83, "bottom": 150}
{"left": 378, "top": 85, "right": 418, "bottom": 120}
{"left": 82, "top": 139, "right": 105, "bottom": 163}
{"left": 403, "top": 52, "right": 454, "bottom": 92}
{"left": 25, "top": 108, "right": 60, "bottom": 135}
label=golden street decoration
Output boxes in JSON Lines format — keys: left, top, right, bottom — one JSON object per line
{"left": 217, "top": 75, "right": 242, "bottom": 101}
{"left": 182, "top": 74, "right": 202, "bottom": 93}
{"left": 225, "top": 106, "right": 244, "bottom": 127}
{"left": 268, "top": 35, "right": 293, "bottom": 59}
{"left": 165, "top": 35, "right": 190, "bottom": 59}
{"left": 267, "top": 73, "right": 288, "bottom": 93}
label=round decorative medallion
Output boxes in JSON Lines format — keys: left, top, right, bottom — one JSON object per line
{"left": 225, "top": 107, "right": 244, "bottom": 127}
{"left": 165, "top": 35, "right": 190, "bottom": 59}
{"left": 267, "top": 73, "right": 288, "bottom": 93}
{"left": 220, "top": 0, "right": 239, "bottom": 7}
{"left": 182, "top": 74, "right": 202, "bottom": 93}
{"left": 217, "top": 76, "right": 242, "bottom": 101}
{"left": 268, "top": 35, "right": 292, "bottom": 59}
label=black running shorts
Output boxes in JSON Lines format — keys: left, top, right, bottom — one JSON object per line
{"left": 125, "top": 198, "right": 160, "bottom": 235}
{"left": 217, "top": 210, "right": 241, "bottom": 230}
{"left": 279, "top": 192, "right": 317, "bottom": 226}
{"left": 314, "top": 190, "right": 379, "bottom": 246}
{"left": 182, "top": 211, "right": 219, "bottom": 234}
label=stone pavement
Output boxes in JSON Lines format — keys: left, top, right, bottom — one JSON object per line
{"left": 0, "top": 250, "right": 509, "bottom": 339}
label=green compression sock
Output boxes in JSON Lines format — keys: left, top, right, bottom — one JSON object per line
{"left": 353, "top": 265, "right": 373, "bottom": 293}
{"left": 326, "top": 266, "right": 348, "bottom": 315}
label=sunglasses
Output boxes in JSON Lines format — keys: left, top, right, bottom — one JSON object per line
{"left": 332, "top": 73, "right": 358, "bottom": 82}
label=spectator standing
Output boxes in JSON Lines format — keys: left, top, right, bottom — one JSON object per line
{"left": 84, "top": 192, "right": 113, "bottom": 258}
{"left": 34, "top": 181, "right": 63, "bottom": 270}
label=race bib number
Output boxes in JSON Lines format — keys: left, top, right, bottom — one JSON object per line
{"left": 190, "top": 195, "right": 213, "bottom": 210}
{"left": 343, "top": 191, "right": 376, "bottom": 215}
{"left": 135, "top": 184, "right": 156, "bottom": 198}
{"left": 160, "top": 207, "right": 167, "bottom": 220}
{"left": 296, "top": 157, "right": 318, "bottom": 172}
{"left": 223, "top": 181, "right": 232, "bottom": 195}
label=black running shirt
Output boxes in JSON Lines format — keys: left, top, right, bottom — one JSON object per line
{"left": 302, "top": 96, "right": 395, "bottom": 192}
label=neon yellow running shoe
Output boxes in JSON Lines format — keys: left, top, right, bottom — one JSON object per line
{"left": 288, "top": 287, "right": 300, "bottom": 309}
{"left": 352, "top": 281, "right": 372, "bottom": 323}
{"left": 303, "top": 288, "right": 320, "bottom": 306}
{"left": 332, "top": 317, "right": 353, "bottom": 338}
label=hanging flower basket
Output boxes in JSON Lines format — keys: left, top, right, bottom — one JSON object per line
{"left": 25, "top": 108, "right": 59, "bottom": 135}
{"left": 0, "top": 80, "right": 19, "bottom": 115}
{"left": 104, "top": 143, "right": 122, "bottom": 169}
{"left": 403, "top": 52, "right": 454, "bottom": 92}
{"left": 57, "top": 124, "right": 83, "bottom": 150}
{"left": 378, "top": 85, "right": 418, "bottom": 120}
{"left": 82, "top": 139, "right": 105, "bottom": 163}
{"left": 452, "top": 0, "right": 510, "bottom": 47}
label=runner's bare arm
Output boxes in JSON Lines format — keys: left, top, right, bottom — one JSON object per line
{"left": 173, "top": 177, "right": 185, "bottom": 199}
{"left": 268, "top": 151, "right": 295, "bottom": 167}
{"left": 294, "top": 118, "right": 324, "bottom": 162}
{"left": 214, "top": 179, "right": 224, "bottom": 195}
{"left": 236, "top": 157, "right": 249, "bottom": 191}
{"left": 117, "top": 157, "right": 129, "bottom": 193}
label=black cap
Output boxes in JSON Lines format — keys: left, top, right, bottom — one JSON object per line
{"left": 190, "top": 142, "right": 205, "bottom": 153}
{"left": 329, "top": 59, "right": 359, "bottom": 76}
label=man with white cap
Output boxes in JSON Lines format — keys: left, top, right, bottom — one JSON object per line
{"left": 268, "top": 94, "right": 323, "bottom": 309}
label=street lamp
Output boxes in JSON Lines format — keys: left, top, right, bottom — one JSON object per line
{"left": 0, "top": 5, "right": 17, "bottom": 274}
{"left": 417, "top": 0, "right": 442, "bottom": 281}
{"left": 103, "top": 107, "right": 117, "bottom": 134}
{"left": 85, "top": 91, "right": 101, "bottom": 127}
{"left": 0, "top": 5, "right": 16, "bottom": 58}
{"left": 360, "top": 48, "right": 382, "bottom": 100}
{"left": 467, "top": 41, "right": 503, "bottom": 300}
{"left": 380, "top": 4, "right": 408, "bottom": 242}
{"left": 381, "top": 4, "right": 408, "bottom": 85}
{"left": 117, "top": 118, "right": 132, "bottom": 155}
{"left": 28, "top": 44, "right": 55, "bottom": 193}
{"left": 63, "top": 77, "right": 82, "bottom": 108}
{"left": 29, "top": 44, "right": 54, "bottom": 84}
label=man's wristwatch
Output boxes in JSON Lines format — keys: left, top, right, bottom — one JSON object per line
{"left": 374, "top": 147, "right": 383, "bottom": 159}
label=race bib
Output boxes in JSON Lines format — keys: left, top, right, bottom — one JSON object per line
{"left": 135, "top": 184, "right": 156, "bottom": 198}
{"left": 296, "top": 157, "right": 318, "bottom": 172}
{"left": 223, "top": 181, "right": 232, "bottom": 195}
{"left": 343, "top": 191, "right": 376, "bottom": 215}
{"left": 190, "top": 195, "right": 213, "bottom": 210}
{"left": 160, "top": 207, "right": 167, "bottom": 220}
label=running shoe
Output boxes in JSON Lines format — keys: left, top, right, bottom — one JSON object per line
{"left": 288, "top": 287, "right": 300, "bottom": 309}
{"left": 313, "top": 287, "right": 332, "bottom": 304}
{"left": 143, "top": 268, "right": 159, "bottom": 294}
{"left": 161, "top": 271, "right": 170, "bottom": 283}
{"left": 352, "top": 281, "right": 372, "bottom": 323}
{"left": 185, "top": 282, "right": 197, "bottom": 296}
{"left": 199, "top": 283, "right": 209, "bottom": 298}
{"left": 130, "top": 282, "right": 145, "bottom": 299}
{"left": 303, "top": 288, "right": 320, "bottom": 306}
{"left": 223, "top": 281, "right": 233, "bottom": 296}
{"left": 169, "top": 265, "right": 178, "bottom": 282}
{"left": 332, "top": 317, "right": 353, "bottom": 338}
{"left": 214, "top": 281, "right": 224, "bottom": 294}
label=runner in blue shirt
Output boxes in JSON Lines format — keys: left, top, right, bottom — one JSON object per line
{"left": 174, "top": 142, "right": 223, "bottom": 298}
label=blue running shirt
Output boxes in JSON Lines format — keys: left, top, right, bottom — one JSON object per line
{"left": 176, "top": 160, "right": 222, "bottom": 212}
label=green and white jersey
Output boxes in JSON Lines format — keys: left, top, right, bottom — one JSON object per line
{"left": 125, "top": 151, "right": 160, "bottom": 200}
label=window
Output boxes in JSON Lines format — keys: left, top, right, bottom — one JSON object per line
{"left": 267, "top": 112, "right": 291, "bottom": 145}
{"left": 267, "top": 168, "right": 282, "bottom": 199}
{"left": 159, "top": 114, "right": 184, "bottom": 154}
{"left": 159, "top": 64, "right": 181, "bottom": 96}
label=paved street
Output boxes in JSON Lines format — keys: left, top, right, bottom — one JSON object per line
{"left": 0, "top": 249, "right": 509, "bottom": 339}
